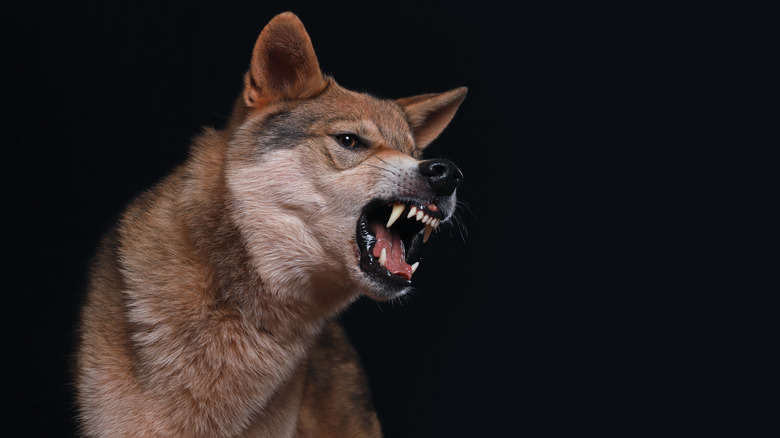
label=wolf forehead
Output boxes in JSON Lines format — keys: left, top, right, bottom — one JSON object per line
{"left": 235, "top": 84, "right": 418, "bottom": 155}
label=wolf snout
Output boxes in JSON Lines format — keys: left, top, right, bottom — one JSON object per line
{"left": 418, "top": 159, "right": 463, "bottom": 196}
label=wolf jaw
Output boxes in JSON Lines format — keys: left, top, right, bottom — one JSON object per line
{"left": 356, "top": 199, "right": 447, "bottom": 292}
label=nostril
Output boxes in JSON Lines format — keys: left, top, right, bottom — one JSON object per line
{"left": 453, "top": 169, "right": 464, "bottom": 188}
{"left": 418, "top": 159, "right": 463, "bottom": 196}
{"left": 428, "top": 163, "right": 448, "bottom": 177}
{"left": 419, "top": 159, "right": 453, "bottom": 177}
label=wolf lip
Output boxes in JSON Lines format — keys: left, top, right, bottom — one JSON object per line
{"left": 356, "top": 200, "right": 443, "bottom": 285}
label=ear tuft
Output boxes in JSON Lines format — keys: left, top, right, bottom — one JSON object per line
{"left": 397, "top": 87, "right": 468, "bottom": 150}
{"left": 244, "top": 12, "right": 328, "bottom": 108}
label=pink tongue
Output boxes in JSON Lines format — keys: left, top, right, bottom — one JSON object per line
{"left": 370, "top": 222, "right": 413, "bottom": 280}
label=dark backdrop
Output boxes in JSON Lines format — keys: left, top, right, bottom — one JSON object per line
{"left": 0, "top": 1, "right": 727, "bottom": 437}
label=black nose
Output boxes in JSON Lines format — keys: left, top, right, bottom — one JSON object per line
{"left": 418, "top": 159, "right": 463, "bottom": 196}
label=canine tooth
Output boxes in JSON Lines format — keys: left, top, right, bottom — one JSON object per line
{"left": 416, "top": 210, "right": 425, "bottom": 221}
{"left": 378, "top": 248, "right": 387, "bottom": 267}
{"left": 407, "top": 206, "right": 417, "bottom": 219}
{"left": 423, "top": 224, "right": 433, "bottom": 243}
{"left": 411, "top": 262, "right": 420, "bottom": 274}
{"left": 387, "top": 203, "right": 405, "bottom": 228}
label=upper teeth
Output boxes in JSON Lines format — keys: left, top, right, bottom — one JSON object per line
{"left": 423, "top": 224, "right": 433, "bottom": 243}
{"left": 387, "top": 203, "right": 405, "bottom": 228}
{"left": 386, "top": 202, "right": 441, "bottom": 243}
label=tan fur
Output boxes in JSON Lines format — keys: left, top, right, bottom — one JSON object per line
{"left": 75, "top": 12, "right": 466, "bottom": 437}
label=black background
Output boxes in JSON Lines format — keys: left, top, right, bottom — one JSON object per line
{"left": 0, "top": 1, "right": 747, "bottom": 437}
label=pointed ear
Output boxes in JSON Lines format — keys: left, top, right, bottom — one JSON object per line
{"left": 243, "top": 12, "right": 328, "bottom": 108}
{"left": 397, "top": 87, "right": 467, "bottom": 150}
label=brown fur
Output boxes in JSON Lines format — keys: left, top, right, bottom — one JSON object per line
{"left": 75, "top": 12, "right": 466, "bottom": 437}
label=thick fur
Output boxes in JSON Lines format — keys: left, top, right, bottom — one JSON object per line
{"left": 75, "top": 12, "right": 466, "bottom": 437}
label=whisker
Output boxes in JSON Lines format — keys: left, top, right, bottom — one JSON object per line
{"left": 362, "top": 163, "right": 397, "bottom": 175}
{"left": 455, "top": 214, "right": 469, "bottom": 242}
{"left": 456, "top": 199, "right": 476, "bottom": 219}
{"left": 347, "top": 171, "right": 395, "bottom": 179}
{"left": 368, "top": 153, "right": 401, "bottom": 176}
{"left": 369, "top": 151, "right": 392, "bottom": 167}
{"left": 394, "top": 290, "right": 414, "bottom": 307}
{"left": 303, "top": 202, "right": 328, "bottom": 230}
{"left": 444, "top": 209, "right": 469, "bottom": 243}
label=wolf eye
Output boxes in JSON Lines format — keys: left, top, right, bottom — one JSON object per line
{"left": 335, "top": 134, "right": 363, "bottom": 149}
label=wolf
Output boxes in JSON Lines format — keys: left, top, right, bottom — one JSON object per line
{"left": 75, "top": 11, "right": 466, "bottom": 437}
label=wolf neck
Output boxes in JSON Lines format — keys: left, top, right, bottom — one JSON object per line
{"left": 182, "top": 129, "right": 354, "bottom": 337}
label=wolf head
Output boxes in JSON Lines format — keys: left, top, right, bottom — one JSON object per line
{"left": 223, "top": 12, "right": 466, "bottom": 302}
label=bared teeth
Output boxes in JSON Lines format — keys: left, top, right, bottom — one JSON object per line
{"left": 423, "top": 224, "right": 433, "bottom": 243}
{"left": 411, "top": 261, "right": 420, "bottom": 274}
{"left": 383, "top": 202, "right": 443, "bottom": 243}
{"left": 387, "top": 203, "right": 405, "bottom": 228}
{"left": 378, "top": 248, "right": 387, "bottom": 267}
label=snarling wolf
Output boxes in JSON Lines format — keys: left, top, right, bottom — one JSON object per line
{"left": 75, "top": 12, "right": 466, "bottom": 437}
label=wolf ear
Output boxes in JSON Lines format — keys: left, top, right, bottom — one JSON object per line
{"left": 243, "top": 12, "right": 328, "bottom": 108}
{"left": 397, "top": 87, "right": 467, "bottom": 150}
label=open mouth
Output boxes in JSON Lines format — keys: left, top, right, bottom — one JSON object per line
{"left": 356, "top": 199, "right": 444, "bottom": 288}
